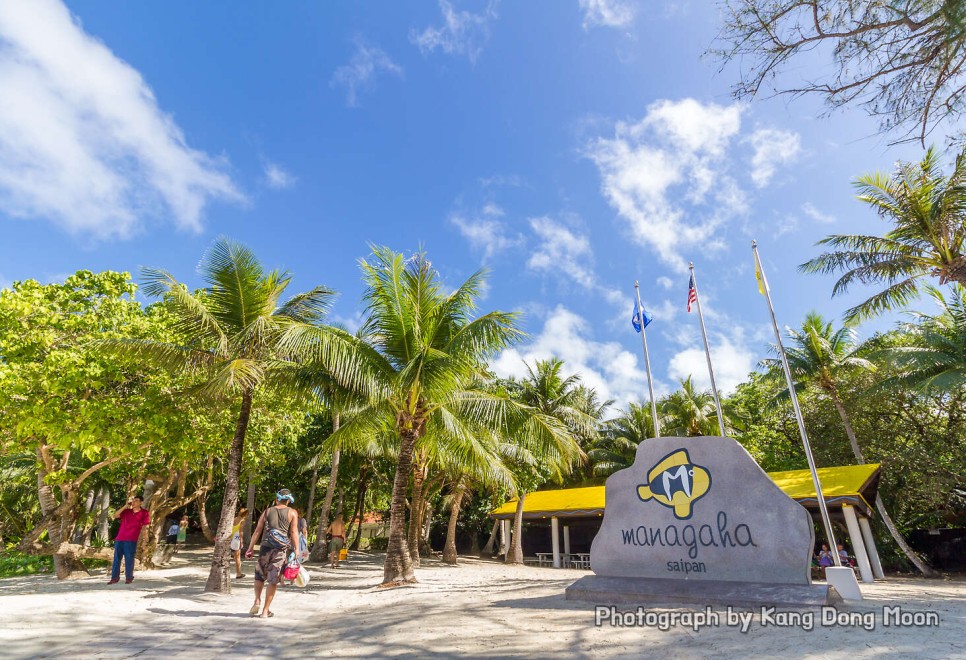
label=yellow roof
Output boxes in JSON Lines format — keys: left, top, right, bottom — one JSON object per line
{"left": 489, "top": 464, "right": 880, "bottom": 519}
{"left": 490, "top": 486, "right": 605, "bottom": 519}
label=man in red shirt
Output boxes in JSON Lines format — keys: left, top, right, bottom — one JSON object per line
{"left": 109, "top": 496, "right": 150, "bottom": 584}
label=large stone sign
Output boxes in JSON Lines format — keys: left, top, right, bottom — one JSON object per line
{"left": 566, "top": 436, "right": 841, "bottom": 606}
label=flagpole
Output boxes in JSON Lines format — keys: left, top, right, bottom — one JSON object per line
{"left": 752, "top": 241, "right": 842, "bottom": 567}
{"left": 689, "top": 262, "right": 726, "bottom": 436}
{"left": 634, "top": 281, "right": 660, "bottom": 437}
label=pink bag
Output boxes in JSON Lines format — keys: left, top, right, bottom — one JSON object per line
{"left": 282, "top": 554, "right": 300, "bottom": 581}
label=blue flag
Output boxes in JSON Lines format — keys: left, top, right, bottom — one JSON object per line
{"left": 632, "top": 299, "right": 652, "bottom": 333}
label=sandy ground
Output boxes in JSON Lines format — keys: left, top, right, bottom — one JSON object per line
{"left": 0, "top": 548, "right": 963, "bottom": 659}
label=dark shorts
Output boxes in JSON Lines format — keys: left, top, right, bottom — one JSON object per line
{"left": 255, "top": 547, "right": 287, "bottom": 585}
{"left": 329, "top": 536, "right": 344, "bottom": 554}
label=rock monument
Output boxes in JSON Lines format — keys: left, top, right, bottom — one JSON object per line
{"left": 566, "top": 436, "right": 841, "bottom": 607}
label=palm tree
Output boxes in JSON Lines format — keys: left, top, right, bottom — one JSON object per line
{"left": 588, "top": 402, "right": 655, "bottom": 478}
{"left": 661, "top": 376, "right": 721, "bottom": 436}
{"left": 876, "top": 285, "right": 966, "bottom": 392}
{"left": 764, "top": 312, "right": 939, "bottom": 577}
{"left": 503, "top": 359, "right": 594, "bottom": 564}
{"left": 801, "top": 147, "right": 966, "bottom": 322}
{"left": 110, "top": 238, "right": 355, "bottom": 593}
{"left": 329, "top": 247, "right": 574, "bottom": 585}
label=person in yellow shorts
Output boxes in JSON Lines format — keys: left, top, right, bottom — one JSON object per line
{"left": 327, "top": 514, "right": 345, "bottom": 568}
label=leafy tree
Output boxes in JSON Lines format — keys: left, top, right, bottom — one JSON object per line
{"left": 763, "top": 312, "right": 939, "bottom": 576}
{"left": 587, "top": 402, "right": 655, "bottom": 479}
{"left": 661, "top": 376, "right": 725, "bottom": 436}
{"left": 714, "top": 0, "right": 966, "bottom": 143}
{"left": 876, "top": 284, "right": 966, "bottom": 390}
{"left": 331, "top": 248, "right": 574, "bottom": 584}
{"left": 801, "top": 147, "right": 966, "bottom": 322}
{"left": 502, "top": 359, "right": 592, "bottom": 564}
{"left": 0, "top": 271, "right": 194, "bottom": 578}
{"left": 108, "top": 238, "right": 350, "bottom": 593}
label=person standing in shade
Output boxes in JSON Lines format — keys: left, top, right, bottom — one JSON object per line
{"left": 109, "top": 496, "right": 150, "bottom": 584}
{"left": 165, "top": 520, "right": 180, "bottom": 545}
{"left": 176, "top": 515, "right": 188, "bottom": 548}
{"left": 296, "top": 509, "right": 309, "bottom": 562}
{"left": 245, "top": 490, "right": 298, "bottom": 618}
{"left": 327, "top": 514, "right": 345, "bottom": 568}
{"left": 231, "top": 506, "right": 249, "bottom": 579}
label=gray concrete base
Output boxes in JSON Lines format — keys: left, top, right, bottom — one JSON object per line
{"left": 566, "top": 575, "right": 842, "bottom": 609}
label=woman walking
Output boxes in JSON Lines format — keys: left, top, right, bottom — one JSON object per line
{"left": 231, "top": 506, "right": 249, "bottom": 579}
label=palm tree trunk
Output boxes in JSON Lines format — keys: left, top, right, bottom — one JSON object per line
{"left": 481, "top": 519, "right": 498, "bottom": 558}
{"left": 830, "top": 393, "right": 939, "bottom": 577}
{"left": 305, "top": 463, "right": 319, "bottom": 528}
{"left": 204, "top": 389, "right": 253, "bottom": 594}
{"left": 383, "top": 428, "right": 418, "bottom": 585}
{"left": 442, "top": 483, "right": 465, "bottom": 564}
{"left": 408, "top": 463, "right": 426, "bottom": 565}
{"left": 348, "top": 468, "right": 371, "bottom": 550}
{"left": 345, "top": 465, "right": 370, "bottom": 547}
{"left": 310, "top": 413, "right": 340, "bottom": 562}
{"left": 197, "top": 491, "right": 215, "bottom": 542}
{"left": 506, "top": 493, "right": 526, "bottom": 565}
{"left": 243, "top": 473, "right": 256, "bottom": 546}
{"left": 96, "top": 486, "right": 111, "bottom": 543}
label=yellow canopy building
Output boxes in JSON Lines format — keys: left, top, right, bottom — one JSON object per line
{"left": 489, "top": 464, "right": 885, "bottom": 583}
{"left": 491, "top": 464, "right": 879, "bottom": 520}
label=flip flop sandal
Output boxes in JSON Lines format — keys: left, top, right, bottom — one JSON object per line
{"left": 249, "top": 604, "right": 260, "bottom": 615}
{"left": 261, "top": 611, "right": 274, "bottom": 618}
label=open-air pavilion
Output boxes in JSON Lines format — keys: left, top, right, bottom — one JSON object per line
{"left": 489, "top": 463, "right": 885, "bottom": 583}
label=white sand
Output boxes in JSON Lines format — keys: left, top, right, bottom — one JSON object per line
{"left": 0, "top": 548, "right": 963, "bottom": 658}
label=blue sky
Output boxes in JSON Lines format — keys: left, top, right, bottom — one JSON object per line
{"left": 0, "top": 1, "right": 934, "bottom": 413}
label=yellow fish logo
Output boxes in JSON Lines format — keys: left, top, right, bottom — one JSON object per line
{"left": 637, "top": 449, "right": 711, "bottom": 520}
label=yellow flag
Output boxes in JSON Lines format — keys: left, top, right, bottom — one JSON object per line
{"left": 755, "top": 259, "right": 767, "bottom": 295}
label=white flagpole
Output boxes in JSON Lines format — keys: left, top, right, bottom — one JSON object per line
{"left": 689, "top": 262, "right": 726, "bottom": 436}
{"left": 752, "top": 241, "right": 842, "bottom": 567}
{"left": 634, "top": 281, "right": 660, "bottom": 437}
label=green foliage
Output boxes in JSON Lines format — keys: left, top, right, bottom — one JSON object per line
{"left": 801, "top": 147, "right": 966, "bottom": 322}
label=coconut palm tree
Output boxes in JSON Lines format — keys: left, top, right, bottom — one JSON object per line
{"left": 328, "top": 247, "right": 575, "bottom": 585}
{"left": 801, "top": 146, "right": 966, "bottom": 322}
{"left": 502, "top": 359, "right": 594, "bottom": 564}
{"left": 109, "top": 238, "right": 359, "bottom": 593}
{"left": 588, "top": 402, "right": 655, "bottom": 478}
{"left": 875, "top": 285, "right": 966, "bottom": 392}
{"left": 763, "top": 312, "right": 939, "bottom": 577}
{"left": 661, "top": 377, "right": 721, "bottom": 437}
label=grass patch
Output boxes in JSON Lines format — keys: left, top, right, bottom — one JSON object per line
{"left": 0, "top": 551, "right": 109, "bottom": 578}
{"left": 0, "top": 551, "right": 52, "bottom": 578}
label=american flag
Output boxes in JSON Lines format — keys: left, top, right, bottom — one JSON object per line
{"left": 687, "top": 275, "right": 697, "bottom": 313}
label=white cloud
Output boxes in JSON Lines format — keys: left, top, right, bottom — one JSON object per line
{"left": 656, "top": 276, "right": 674, "bottom": 290}
{"left": 410, "top": 0, "right": 498, "bottom": 63}
{"left": 263, "top": 162, "right": 296, "bottom": 190}
{"left": 527, "top": 216, "right": 595, "bottom": 288}
{"left": 579, "top": 0, "right": 635, "bottom": 29}
{"left": 802, "top": 202, "right": 836, "bottom": 224}
{"left": 773, "top": 214, "right": 799, "bottom": 238}
{"left": 526, "top": 216, "right": 629, "bottom": 314}
{"left": 747, "top": 128, "right": 801, "bottom": 188}
{"left": 331, "top": 40, "right": 402, "bottom": 107}
{"left": 587, "top": 98, "right": 748, "bottom": 273}
{"left": 667, "top": 331, "right": 756, "bottom": 395}
{"left": 450, "top": 202, "right": 522, "bottom": 260}
{"left": 588, "top": 100, "right": 803, "bottom": 273}
{"left": 0, "top": 0, "right": 243, "bottom": 238}
{"left": 491, "top": 305, "right": 655, "bottom": 415}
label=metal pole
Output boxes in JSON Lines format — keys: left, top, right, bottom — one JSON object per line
{"left": 689, "top": 263, "right": 726, "bottom": 436}
{"left": 752, "top": 241, "right": 841, "bottom": 566}
{"left": 634, "top": 281, "right": 661, "bottom": 437}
